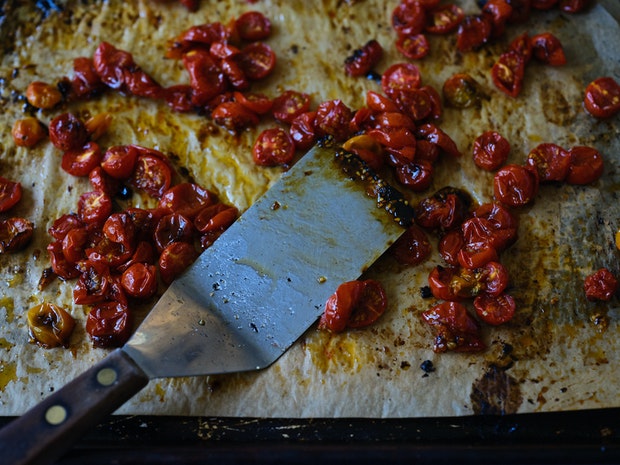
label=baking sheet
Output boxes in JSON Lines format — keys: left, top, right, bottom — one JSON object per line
{"left": 0, "top": 0, "right": 619, "bottom": 419}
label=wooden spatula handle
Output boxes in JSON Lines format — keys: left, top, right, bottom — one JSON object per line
{"left": 0, "top": 349, "right": 149, "bottom": 465}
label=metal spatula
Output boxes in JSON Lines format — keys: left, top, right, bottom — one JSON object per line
{"left": 0, "top": 142, "right": 414, "bottom": 465}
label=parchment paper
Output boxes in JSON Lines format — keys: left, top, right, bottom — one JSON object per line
{"left": 0, "top": 0, "right": 619, "bottom": 418}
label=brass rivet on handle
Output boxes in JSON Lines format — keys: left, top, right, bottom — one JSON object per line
{"left": 96, "top": 368, "right": 118, "bottom": 387}
{"left": 45, "top": 405, "right": 67, "bottom": 426}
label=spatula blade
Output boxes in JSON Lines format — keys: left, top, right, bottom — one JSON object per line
{"left": 123, "top": 142, "right": 412, "bottom": 378}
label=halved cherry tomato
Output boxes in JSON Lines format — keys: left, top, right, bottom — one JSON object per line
{"left": 48, "top": 113, "right": 89, "bottom": 152}
{"left": 0, "top": 217, "right": 34, "bottom": 253}
{"left": 233, "top": 91, "right": 273, "bottom": 115}
{"left": 583, "top": 77, "right": 620, "bottom": 119}
{"left": 394, "top": 160, "right": 434, "bottom": 192}
{"left": 381, "top": 63, "right": 422, "bottom": 98}
{"left": 61, "top": 141, "right": 103, "bottom": 177}
{"left": 396, "top": 34, "right": 430, "bottom": 60}
{"left": 428, "top": 265, "right": 472, "bottom": 301}
{"left": 530, "top": 33, "right": 566, "bottom": 66}
{"left": 472, "top": 202, "right": 518, "bottom": 251}
{"left": 314, "top": 99, "right": 354, "bottom": 141}
{"left": 93, "top": 41, "right": 134, "bottom": 90}
{"left": 443, "top": 73, "right": 481, "bottom": 108}
{"left": 103, "top": 212, "right": 136, "bottom": 249}
{"left": 86, "top": 236, "right": 133, "bottom": 269}
{"left": 415, "top": 123, "right": 461, "bottom": 157}
{"left": 565, "top": 146, "right": 604, "bottom": 185}
{"left": 0, "top": 177, "right": 22, "bottom": 213}
{"left": 77, "top": 190, "right": 113, "bottom": 226}
{"left": 89, "top": 166, "right": 120, "bottom": 196}
{"left": 121, "top": 263, "right": 158, "bottom": 299}
{"left": 491, "top": 50, "right": 525, "bottom": 98}
{"left": 425, "top": 4, "right": 465, "bottom": 34}
{"left": 101, "top": 145, "right": 138, "bottom": 179}
{"left": 235, "top": 11, "right": 271, "bottom": 41}
{"left": 47, "top": 241, "right": 80, "bottom": 280}
{"left": 421, "top": 301, "right": 485, "bottom": 353}
{"left": 390, "top": 224, "right": 431, "bottom": 266}
{"left": 366, "top": 90, "right": 399, "bottom": 113}
{"left": 12, "top": 117, "right": 47, "bottom": 148}
{"left": 253, "top": 127, "right": 295, "bottom": 166}
{"left": 48, "top": 213, "right": 84, "bottom": 241}
{"left": 342, "top": 134, "right": 385, "bottom": 171}
{"left": 73, "top": 261, "right": 112, "bottom": 305}
{"left": 344, "top": 39, "right": 384, "bottom": 77}
{"left": 473, "top": 292, "right": 516, "bottom": 325}
{"left": 392, "top": 1, "right": 426, "bottom": 37}
{"left": 318, "top": 279, "right": 387, "bottom": 332}
{"left": 525, "top": 143, "right": 570, "bottom": 182}
{"left": 472, "top": 130, "right": 510, "bottom": 171}
{"left": 212, "top": 101, "right": 259, "bottom": 132}
{"left": 130, "top": 153, "right": 172, "bottom": 198}
{"left": 194, "top": 203, "right": 238, "bottom": 233}
{"left": 154, "top": 213, "right": 195, "bottom": 253}
{"left": 26, "top": 81, "right": 62, "bottom": 109}
{"left": 163, "top": 84, "right": 195, "bottom": 112}
{"left": 272, "top": 90, "right": 311, "bottom": 124}
{"left": 182, "top": 50, "right": 227, "bottom": 107}
{"left": 289, "top": 111, "right": 317, "bottom": 151}
{"left": 584, "top": 268, "right": 618, "bottom": 302}
{"left": 392, "top": 88, "right": 432, "bottom": 122}
{"left": 27, "top": 302, "right": 75, "bottom": 348}
{"left": 158, "top": 183, "right": 217, "bottom": 219}
{"left": 456, "top": 15, "right": 492, "bottom": 52}
{"left": 220, "top": 56, "right": 249, "bottom": 91}
{"left": 235, "top": 42, "right": 276, "bottom": 80}
{"left": 482, "top": 0, "right": 513, "bottom": 37}
{"left": 415, "top": 187, "right": 471, "bottom": 232}
{"left": 508, "top": 32, "right": 533, "bottom": 63}
{"left": 86, "top": 301, "right": 132, "bottom": 348}
{"left": 479, "top": 261, "right": 510, "bottom": 296}
{"left": 457, "top": 243, "right": 499, "bottom": 269}
{"left": 159, "top": 241, "right": 198, "bottom": 284}
{"left": 61, "top": 227, "right": 89, "bottom": 264}
{"left": 493, "top": 164, "right": 538, "bottom": 207}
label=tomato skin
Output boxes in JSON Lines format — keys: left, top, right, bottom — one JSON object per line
{"left": 491, "top": 50, "right": 525, "bottom": 98}
{"left": 583, "top": 77, "right": 620, "bottom": 119}
{"left": 70, "top": 56, "right": 105, "bottom": 99}
{"left": 0, "top": 177, "right": 22, "bottom": 213}
{"left": 565, "top": 146, "right": 604, "bottom": 185}
{"left": 159, "top": 241, "right": 199, "bottom": 284}
{"left": 130, "top": 153, "right": 173, "bottom": 198}
{"left": 235, "top": 11, "right": 271, "bottom": 41}
{"left": 182, "top": 50, "right": 227, "bottom": 107}
{"left": 314, "top": 99, "right": 354, "bottom": 141}
{"left": 438, "top": 230, "right": 464, "bottom": 266}
{"left": 456, "top": 14, "right": 492, "bottom": 53}
{"left": 12, "top": 117, "right": 47, "bottom": 148}
{"left": 472, "top": 202, "right": 518, "bottom": 251}
{"left": 93, "top": 41, "right": 134, "bottom": 90}
{"left": 48, "top": 241, "right": 80, "bottom": 280}
{"left": 61, "top": 227, "right": 89, "bottom": 264}
{"left": 530, "top": 33, "right": 566, "bottom": 66}
{"left": 473, "top": 292, "right": 516, "bottom": 325}
{"left": 493, "top": 164, "right": 539, "bottom": 207}
{"left": 0, "top": 217, "right": 34, "bottom": 253}
{"left": 77, "top": 190, "right": 113, "bottom": 226}
{"left": 48, "top": 213, "right": 84, "bottom": 241}
{"left": 252, "top": 127, "right": 295, "bottom": 167}
{"left": 415, "top": 187, "right": 471, "bottom": 232}
{"left": 163, "top": 84, "right": 195, "bottom": 112}
{"left": 289, "top": 111, "right": 317, "bottom": 151}
{"left": 27, "top": 302, "right": 75, "bottom": 348}
{"left": 472, "top": 131, "right": 510, "bottom": 171}
{"left": 318, "top": 280, "right": 387, "bottom": 332}
{"left": 525, "top": 143, "right": 570, "bottom": 182}
{"left": 584, "top": 268, "right": 618, "bottom": 302}
{"left": 421, "top": 301, "right": 485, "bottom": 353}
{"left": 390, "top": 224, "right": 432, "bottom": 266}
{"left": 61, "top": 141, "right": 103, "bottom": 177}
{"left": 86, "top": 301, "right": 132, "bottom": 348}
{"left": 121, "top": 263, "right": 158, "bottom": 299}
{"left": 344, "top": 39, "right": 384, "bottom": 77}
{"left": 272, "top": 90, "right": 311, "bottom": 124}
{"left": 49, "top": 113, "right": 89, "bottom": 152}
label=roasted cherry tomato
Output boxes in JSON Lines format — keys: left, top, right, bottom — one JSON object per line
{"left": 584, "top": 268, "right": 618, "bottom": 302}
{"left": 438, "top": 230, "right": 464, "bottom": 266}
{"left": 525, "top": 143, "right": 570, "bottom": 182}
{"left": 566, "top": 146, "right": 604, "bottom": 185}
{"left": 392, "top": 1, "right": 426, "bottom": 37}
{"left": 235, "top": 42, "right": 276, "bottom": 80}
{"left": 443, "top": 73, "right": 481, "bottom": 108}
{"left": 344, "top": 39, "right": 384, "bottom": 77}
{"left": 163, "top": 84, "right": 195, "bottom": 112}
{"left": 48, "top": 241, "right": 80, "bottom": 280}
{"left": 394, "top": 160, "right": 434, "bottom": 192}
{"left": 314, "top": 99, "right": 354, "bottom": 141}
{"left": 272, "top": 90, "right": 311, "bottom": 124}
{"left": 530, "top": 33, "right": 566, "bottom": 66}
{"left": 252, "top": 127, "right": 295, "bottom": 167}
{"left": 415, "top": 187, "right": 471, "bottom": 232}
{"left": 457, "top": 242, "right": 499, "bottom": 270}
{"left": 473, "top": 292, "right": 516, "bottom": 325}
{"left": 491, "top": 51, "right": 525, "bottom": 98}
{"left": 531, "top": 0, "right": 558, "bottom": 9}
{"left": 103, "top": 212, "right": 137, "bottom": 249}
{"left": 93, "top": 41, "right": 134, "bottom": 90}
{"left": 472, "top": 202, "right": 518, "bottom": 251}
{"left": 456, "top": 14, "right": 492, "bottom": 52}
{"left": 69, "top": 56, "right": 105, "bottom": 99}
{"left": 366, "top": 90, "right": 400, "bottom": 113}
{"left": 130, "top": 153, "right": 172, "bottom": 198}
{"left": 101, "top": 145, "right": 138, "bottom": 180}
{"left": 505, "top": 0, "right": 532, "bottom": 23}
{"left": 88, "top": 166, "right": 121, "bottom": 196}
{"left": 583, "top": 77, "right": 620, "bottom": 119}
{"left": 235, "top": 11, "right": 272, "bottom": 41}
{"left": 182, "top": 50, "right": 227, "bottom": 106}
{"left": 121, "top": 263, "right": 158, "bottom": 299}
{"left": 342, "top": 134, "right": 385, "bottom": 171}
{"left": 472, "top": 130, "right": 510, "bottom": 171}
{"left": 233, "top": 91, "right": 273, "bottom": 115}
{"left": 425, "top": 4, "right": 465, "bottom": 34}
{"left": 395, "top": 34, "right": 430, "bottom": 60}
{"left": 73, "top": 261, "right": 112, "bottom": 305}
{"left": 154, "top": 213, "right": 195, "bottom": 253}
{"left": 61, "top": 227, "right": 89, "bottom": 264}
{"left": 26, "top": 81, "right": 62, "bottom": 109}
{"left": 0, "top": 177, "right": 22, "bottom": 213}
{"left": 421, "top": 301, "right": 485, "bottom": 353}
{"left": 27, "top": 302, "right": 75, "bottom": 348}
{"left": 482, "top": 0, "right": 513, "bottom": 37}
{"left": 77, "top": 190, "right": 113, "bottom": 226}
{"left": 12, "top": 117, "right": 47, "bottom": 148}
{"left": 381, "top": 63, "right": 422, "bottom": 98}
{"left": 61, "top": 141, "right": 103, "bottom": 177}
{"left": 318, "top": 279, "right": 387, "bottom": 333}
{"left": 158, "top": 183, "right": 217, "bottom": 220}
{"left": 508, "top": 32, "right": 533, "bottom": 63}
{"left": 493, "top": 164, "right": 538, "bottom": 207}
{"left": 390, "top": 224, "right": 432, "bottom": 266}
{"left": 212, "top": 101, "right": 259, "bottom": 132}
{"left": 560, "top": 0, "right": 592, "bottom": 12}
{"left": 416, "top": 123, "right": 461, "bottom": 158}
{"left": 0, "top": 217, "right": 34, "bottom": 253}
{"left": 479, "top": 261, "right": 510, "bottom": 296}
{"left": 86, "top": 301, "right": 132, "bottom": 348}
{"left": 289, "top": 111, "right": 317, "bottom": 151}
{"left": 428, "top": 265, "right": 472, "bottom": 301}
{"left": 194, "top": 203, "right": 238, "bottom": 233}
{"left": 159, "top": 241, "right": 198, "bottom": 284}
{"left": 48, "top": 113, "right": 89, "bottom": 152}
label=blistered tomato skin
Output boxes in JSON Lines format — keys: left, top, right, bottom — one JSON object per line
{"left": 49, "top": 113, "right": 89, "bottom": 152}
{"left": 493, "top": 164, "right": 539, "bottom": 207}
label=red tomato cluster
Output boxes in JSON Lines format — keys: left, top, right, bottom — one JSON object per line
{"left": 0, "top": 177, "right": 34, "bottom": 254}
{"left": 583, "top": 77, "right": 620, "bottom": 119}
{"left": 43, "top": 112, "right": 237, "bottom": 348}
{"left": 491, "top": 31, "right": 566, "bottom": 97}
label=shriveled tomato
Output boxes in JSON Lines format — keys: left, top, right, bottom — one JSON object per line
{"left": 415, "top": 123, "right": 461, "bottom": 158}
{"left": 48, "top": 113, "right": 89, "bottom": 152}
{"left": 491, "top": 51, "right": 525, "bottom": 98}
{"left": 472, "top": 130, "right": 510, "bottom": 171}
{"left": 102, "top": 212, "right": 136, "bottom": 249}
{"left": 583, "top": 77, "right": 620, "bottom": 119}
{"left": 314, "top": 99, "right": 354, "bottom": 141}
{"left": 27, "top": 81, "right": 62, "bottom": 110}
{"left": 425, "top": 4, "right": 465, "bottom": 34}
{"left": 473, "top": 292, "right": 516, "bottom": 325}
{"left": 318, "top": 279, "right": 387, "bottom": 333}
{"left": 381, "top": 63, "right": 422, "bottom": 98}
{"left": 395, "top": 34, "right": 430, "bottom": 60}
{"left": 235, "top": 11, "right": 271, "bottom": 41}
{"left": 163, "top": 84, "right": 195, "bottom": 112}
{"left": 194, "top": 203, "right": 238, "bottom": 233}
{"left": 392, "top": 88, "right": 433, "bottom": 122}
{"left": 93, "top": 41, "right": 134, "bottom": 90}
{"left": 158, "top": 183, "right": 217, "bottom": 220}
{"left": 48, "top": 241, "right": 80, "bottom": 280}
{"left": 130, "top": 153, "right": 172, "bottom": 198}
{"left": 289, "top": 111, "right": 317, "bottom": 151}
{"left": 457, "top": 243, "right": 499, "bottom": 270}
{"left": 89, "top": 166, "right": 121, "bottom": 196}
{"left": 566, "top": 146, "right": 604, "bottom": 185}
{"left": 344, "top": 39, "right": 384, "bottom": 77}
{"left": 472, "top": 202, "right": 518, "bottom": 251}
{"left": 61, "top": 227, "right": 89, "bottom": 264}
{"left": 272, "top": 90, "right": 311, "bottom": 124}
{"left": 233, "top": 91, "right": 273, "bottom": 115}
{"left": 77, "top": 190, "right": 113, "bottom": 226}
{"left": 390, "top": 224, "right": 431, "bottom": 266}
{"left": 212, "top": 101, "right": 259, "bottom": 132}
{"left": 493, "top": 164, "right": 538, "bottom": 207}
{"left": 392, "top": 1, "right": 426, "bottom": 37}
{"left": 48, "top": 213, "right": 83, "bottom": 241}
{"left": 101, "top": 145, "right": 138, "bottom": 179}
{"left": 508, "top": 32, "right": 533, "bottom": 63}
{"left": 252, "top": 127, "right": 295, "bottom": 167}
{"left": 438, "top": 230, "right": 464, "bottom": 266}
{"left": 12, "top": 117, "right": 47, "bottom": 148}
{"left": 73, "top": 260, "right": 112, "bottom": 305}
{"left": 443, "top": 73, "right": 481, "bottom": 108}
{"left": 159, "top": 241, "right": 199, "bottom": 284}
{"left": 0, "top": 217, "right": 34, "bottom": 253}
{"left": 61, "top": 141, "right": 103, "bottom": 177}
{"left": 86, "top": 301, "right": 132, "bottom": 348}
{"left": 0, "top": 177, "right": 22, "bottom": 213}
{"left": 182, "top": 50, "right": 227, "bottom": 107}
{"left": 428, "top": 265, "right": 472, "bottom": 301}
{"left": 505, "top": 0, "right": 532, "bottom": 23}
{"left": 220, "top": 55, "right": 250, "bottom": 91}
{"left": 342, "top": 134, "right": 385, "bottom": 171}
{"left": 394, "top": 160, "right": 434, "bottom": 192}
{"left": 153, "top": 213, "right": 195, "bottom": 253}
{"left": 366, "top": 90, "right": 400, "bottom": 113}
{"left": 421, "top": 301, "right": 485, "bottom": 353}
{"left": 525, "top": 143, "right": 570, "bottom": 182}
{"left": 479, "top": 261, "right": 510, "bottom": 296}
{"left": 86, "top": 236, "right": 133, "bottom": 269}
{"left": 121, "top": 263, "right": 158, "bottom": 299}
{"left": 530, "top": 32, "right": 566, "bottom": 66}
{"left": 27, "top": 302, "right": 75, "bottom": 348}
{"left": 456, "top": 14, "right": 492, "bottom": 52}
{"left": 415, "top": 187, "right": 471, "bottom": 232}
{"left": 482, "top": 0, "right": 513, "bottom": 37}
{"left": 584, "top": 268, "right": 618, "bottom": 302}
{"left": 69, "top": 56, "right": 105, "bottom": 99}
{"left": 235, "top": 42, "right": 276, "bottom": 80}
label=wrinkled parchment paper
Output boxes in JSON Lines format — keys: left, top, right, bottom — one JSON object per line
{"left": 0, "top": 0, "right": 619, "bottom": 418}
